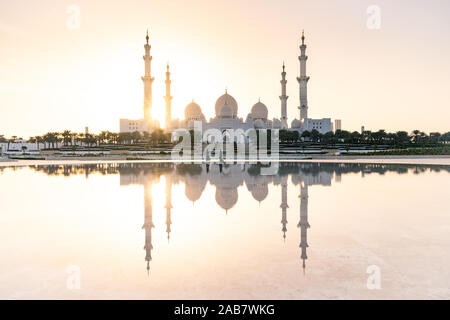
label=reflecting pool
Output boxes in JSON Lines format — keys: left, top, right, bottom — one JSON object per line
{"left": 0, "top": 162, "right": 449, "bottom": 299}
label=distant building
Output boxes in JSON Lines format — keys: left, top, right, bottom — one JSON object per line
{"left": 335, "top": 119, "right": 342, "bottom": 131}
{"left": 119, "top": 119, "right": 147, "bottom": 133}
{"left": 303, "top": 118, "right": 333, "bottom": 133}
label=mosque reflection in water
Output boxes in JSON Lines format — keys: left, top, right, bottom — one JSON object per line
{"left": 124, "top": 162, "right": 328, "bottom": 274}
{"left": 26, "top": 162, "right": 450, "bottom": 275}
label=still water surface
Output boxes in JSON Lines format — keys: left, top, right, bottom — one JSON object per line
{"left": 0, "top": 162, "right": 449, "bottom": 299}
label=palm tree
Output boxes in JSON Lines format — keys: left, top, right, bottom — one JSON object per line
{"left": 29, "top": 136, "right": 37, "bottom": 149}
{"left": 151, "top": 129, "right": 166, "bottom": 145}
{"left": 36, "top": 136, "right": 44, "bottom": 150}
{"left": 75, "top": 133, "right": 84, "bottom": 147}
{"left": 43, "top": 132, "right": 59, "bottom": 149}
{"left": 143, "top": 131, "right": 151, "bottom": 143}
{"left": 118, "top": 132, "right": 131, "bottom": 144}
{"left": 412, "top": 130, "right": 421, "bottom": 143}
{"left": 351, "top": 131, "right": 361, "bottom": 144}
{"left": 442, "top": 132, "right": 450, "bottom": 144}
{"left": 71, "top": 133, "right": 79, "bottom": 146}
{"left": 395, "top": 131, "right": 410, "bottom": 145}
{"left": 131, "top": 131, "right": 141, "bottom": 144}
{"left": 8, "top": 136, "right": 17, "bottom": 151}
{"left": 98, "top": 131, "right": 109, "bottom": 145}
{"left": 310, "top": 129, "right": 320, "bottom": 143}
{"left": 83, "top": 133, "right": 96, "bottom": 148}
{"left": 52, "top": 132, "right": 60, "bottom": 149}
{"left": 375, "top": 129, "right": 387, "bottom": 144}
{"left": 108, "top": 132, "right": 119, "bottom": 145}
{"left": 419, "top": 131, "right": 427, "bottom": 143}
{"left": 322, "top": 131, "right": 334, "bottom": 144}
{"left": 301, "top": 130, "right": 311, "bottom": 141}
{"left": 62, "top": 130, "right": 72, "bottom": 146}
{"left": 362, "top": 130, "right": 372, "bottom": 143}
{"left": 430, "top": 132, "right": 441, "bottom": 144}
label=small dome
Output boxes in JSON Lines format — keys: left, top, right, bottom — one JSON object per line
{"left": 254, "top": 119, "right": 265, "bottom": 129}
{"left": 185, "top": 101, "right": 203, "bottom": 120}
{"left": 215, "top": 188, "right": 238, "bottom": 211}
{"left": 251, "top": 184, "right": 268, "bottom": 202}
{"left": 219, "top": 103, "right": 233, "bottom": 118}
{"left": 185, "top": 184, "right": 203, "bottom": 202}
{"left": 184, "top": 172, "right": 207, "bottom": 202}
{"left": 251, "top": 101, "right": 268, "bottom": 119}
{"left": 291, "top": 119, "right": 301, "bottom": 128}
{"left": 272, "top": 119, "right": 281, "bottom": 129}
{"left": 215, "top": 91, "right": 238, "bottom": 117}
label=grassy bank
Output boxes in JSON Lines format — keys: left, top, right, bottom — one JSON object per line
{"left": 344, "top": 147, "right": 450, "bottom": 156}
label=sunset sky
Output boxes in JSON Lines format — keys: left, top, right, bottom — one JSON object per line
{"left": 1, "top": 0, "right": 449, "bottom": 137}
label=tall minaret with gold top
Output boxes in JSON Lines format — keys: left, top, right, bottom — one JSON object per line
{"left": 142, "top": 30, "right": 154, "bottom": 129}
{"left": 297, "top": 30, "right": 310, "bottom": 122}
{"left": 164, "top": 63, "right": 173, "bottom": 130}
{"left": 280, "top": 62, "right": 288, "bottom": 129}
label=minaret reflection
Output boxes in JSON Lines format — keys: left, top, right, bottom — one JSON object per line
{"left": 143, "top": 182, "right": 154, "bottom": 275}
{"left": 280, "top": 177, "right": 289, "bottom": 241}
{"left": 165, "top": 176, "right": 173, "bottom": 242}
{"left": 33, "top": 162, "right": 442, "bottom": 276}
{"left": 118, "top": 162, "right": 340, "bottom": 275}
{"left": 298, "top": 181, "right": 310, "bottom": 273}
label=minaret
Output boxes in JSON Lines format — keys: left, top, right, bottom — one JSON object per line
{"left": 280, "top": 62, "right": 288, "bottom": 129}
{"left": 165, "top": 175, "right": 173, "bottom": 242}
{"left": 298, "top": 181, "right": 310, "bottom": 273}
{"left": 143, "top": 183, "right": 154, "bottom": 275}
{"left": 297, "top": 30, "right": 310, "bottom": 122}
{"left": 142, "top": 30, "right": 154, "bottom": 129}
{"left": 280, "top": 179, "right": 289, "bottom": 240}
{"left": 164, "top": 63, "right": 173, "bottom": 130}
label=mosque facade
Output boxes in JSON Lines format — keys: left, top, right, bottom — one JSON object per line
{"left": 120, "top": 31, "right": 340, "bottom": 136}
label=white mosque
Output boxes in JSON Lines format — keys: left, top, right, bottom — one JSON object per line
{"left": 120, "top": 31, "right": 339, "bottom": 136}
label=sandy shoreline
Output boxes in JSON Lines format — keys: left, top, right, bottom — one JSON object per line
{"left": 1, "top": 155, "right": 450, "bottom": 167}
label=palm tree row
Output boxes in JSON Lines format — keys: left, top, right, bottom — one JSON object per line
{"left": 281, "top": 129, "right": 450, "bottom": 145}
{"left": 7, "top": 129, "right": 173, "bottom": 150}
{"left": 2, "top": 129, "right": 450, "bottom": 150}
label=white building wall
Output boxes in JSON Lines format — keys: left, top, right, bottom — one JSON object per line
{"left": 120, "top": 119, "right": 147, "bottom": 133}
{"left": 302, "top": 118, "right": 332, "bottom": 134}
{"left": 1, "top": 142, "right": 40, "bottom": 152}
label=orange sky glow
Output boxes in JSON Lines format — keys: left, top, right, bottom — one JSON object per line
{"left": 0, "top": 0, "right": 449, "bottom": 137}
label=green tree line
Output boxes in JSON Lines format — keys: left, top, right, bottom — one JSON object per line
{"left": 1, "top": 129, "right": 449, "bottom": 150}
{"left": 0, "top": 129, "right": 172, "bottom": 150}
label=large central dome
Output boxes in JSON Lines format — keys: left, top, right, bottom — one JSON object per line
{"left": 219, "top": 103, "right": 233, "bottom": 118}
{"left": 215, "top": 91, "right": 238, "bottom": 118}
